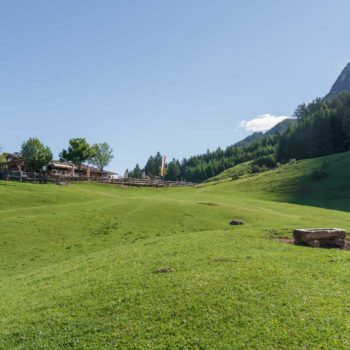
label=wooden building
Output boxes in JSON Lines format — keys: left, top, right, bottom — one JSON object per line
{"left": 0, "top": 153, "right": 116, "bottom": 178}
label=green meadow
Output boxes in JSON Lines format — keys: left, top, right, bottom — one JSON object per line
{"left": 1, "top": 152, "right": 350, "bottom": 349}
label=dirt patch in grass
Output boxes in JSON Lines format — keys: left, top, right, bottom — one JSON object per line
{"left": 154, "top": 267, "right": 174, "bottom": 273}
{"left": 275, "top": 237, "right": 350, "bottom": 250}
{"left": 274, "top": 237, "right": 294, "bottom": 244}
{"left": 197, "top": 202, "right": 219, "bottom": 207}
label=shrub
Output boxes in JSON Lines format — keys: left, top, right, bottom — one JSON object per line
{"left": 251, "top": 165, "right": 269, "bottom": 173}
{"left": 252, "top": 155, "right": 277, "bottom": 169}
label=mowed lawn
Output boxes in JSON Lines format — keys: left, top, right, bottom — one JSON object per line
{"left": 1, "top": 161, "right": 350, "bottom": 349}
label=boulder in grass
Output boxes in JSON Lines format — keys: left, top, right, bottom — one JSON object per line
{"left": 293, "top": 228, "right": 346, "bottom": 243}
{"left": 293, "top": 228, "right": 347, "bottom": 248}
{"left": 230, "top": 219, "right": 244, "bottom": 225}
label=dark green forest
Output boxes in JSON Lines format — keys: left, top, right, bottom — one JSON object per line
{"left": 130, "top": 92, "right": 350, "bottom": 182}
{"left": 278, "top": 93, "right": 350, "bottom": 160}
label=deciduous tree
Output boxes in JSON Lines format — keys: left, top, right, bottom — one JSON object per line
{"left": 90, "top": 142, "right": 114, "bottom": 177}
{"left": 20, "top": 138, "right": 53, "bottom": 172}
{"left": 60, "top": 138, "right": 93, "bottom": 176}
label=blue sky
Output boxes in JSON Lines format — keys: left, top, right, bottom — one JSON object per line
{"left": 1, "top": 0, "right": 350, "bottom": 173}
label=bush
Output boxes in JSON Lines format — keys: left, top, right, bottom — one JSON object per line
{"left": 252, "top": 155, "right": 277, "bottom": 169}
{"left": 251, "top": 165, "right": 269, "bottom": 174}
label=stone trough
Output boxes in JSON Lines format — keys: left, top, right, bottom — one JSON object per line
{"left": 293, "top": 228, "right": 347, "bottom": 248}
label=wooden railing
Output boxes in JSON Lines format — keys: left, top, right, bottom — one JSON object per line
{"left": 0, "top": 170, "right": 196, "bottom": 187}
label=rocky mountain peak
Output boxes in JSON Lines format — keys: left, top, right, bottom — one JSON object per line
{"left": 327, "top": 63, "right": 350, "bottom": 97}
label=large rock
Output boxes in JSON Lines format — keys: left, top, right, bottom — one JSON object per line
{"left": 293, "top": 228, "right": 347, "bottom": 248}
{"left": 230, "top": 219, "right": 244, "bottom": 225}
{"left": 293, "top": 228, "right": 346, "bottom": 243}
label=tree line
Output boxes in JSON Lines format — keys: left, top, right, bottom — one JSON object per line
{"left": 129, "top": 135, "right": 278, "bottom": 182}
{"left": 1, "top": 137, "right": 114, "bottom": 175}
{"left": 130, "top": 92, "right": 350, "bottom": 183}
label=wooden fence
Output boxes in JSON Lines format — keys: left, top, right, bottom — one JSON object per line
{"left": 0, "top": 170, "right": 196, "bottom": 187}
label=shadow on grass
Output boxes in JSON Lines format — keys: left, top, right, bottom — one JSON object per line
{"left": 274, "top": 182, "right": 350, "bottom": 212}
{"left": 261, "top": 171, "right": 350, "bottom": 212}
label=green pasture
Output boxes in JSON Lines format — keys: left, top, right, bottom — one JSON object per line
{"left": 1, "top": 152, "right": 350, "bottom": 349}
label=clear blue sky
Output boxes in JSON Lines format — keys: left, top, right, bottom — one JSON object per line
{"left": 1, "top": 0, "right": 350, "bottom": 173}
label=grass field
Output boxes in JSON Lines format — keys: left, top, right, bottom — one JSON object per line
{"left": 1, "top": 152, "right": 350, "bottom": 349}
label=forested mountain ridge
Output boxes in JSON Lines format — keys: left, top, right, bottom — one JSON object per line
{"left": 278, "top": 92, "right": 350, "bottom": 160}
{"left": 234, "top": 118, "right": 296, "bottom": 148}
{"left": 129, "top": 119, "right": 296, "bottom": 182}
{"left": 130, "top": 63, "right": 350, "bottom": 183}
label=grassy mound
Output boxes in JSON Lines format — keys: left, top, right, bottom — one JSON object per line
{"left": 1, "top": 156, "right": 350, "bottom": 349}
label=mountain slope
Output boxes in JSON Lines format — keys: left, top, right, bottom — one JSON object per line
{"left": 327, "top": 62, "right": 350, "bottom": 97}
{"left": 234, "top": 118, "right": 296, "bottom": 148}
{"left": 266, "top": 118, "right": 296, "bottom": 135}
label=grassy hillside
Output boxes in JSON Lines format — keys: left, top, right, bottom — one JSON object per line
{"left": 205, "top": 151, "right": 350, "bottom": 211}
{"left": 1, "top": 159, "right": 350, "bottom": 349}
{"left": 204, "top": 161, "right": 253, "bottom": 183}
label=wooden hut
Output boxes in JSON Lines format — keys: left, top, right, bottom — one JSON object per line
{"left": 0, "top": 153, "right": 115, "bottom": 178}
